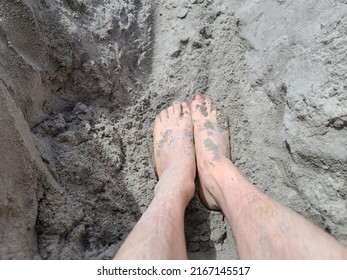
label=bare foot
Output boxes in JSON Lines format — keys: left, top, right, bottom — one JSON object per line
{"left": 191, "top": 94, "right": 230, "bottom": 210}
{"left": 153, "top": 101, "right": 196, "bottom": 204}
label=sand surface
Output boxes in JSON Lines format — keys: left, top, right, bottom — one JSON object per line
{"left": 0, "top": 0, "right": 346, "bottom": 259}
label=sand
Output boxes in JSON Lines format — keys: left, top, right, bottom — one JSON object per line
{"left": 0, "top": 0, "right": 346, "bottom": 259}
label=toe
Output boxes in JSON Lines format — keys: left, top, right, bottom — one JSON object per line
{"left": 182, "top": 101, "right": 190, "bottom": 112}
{"left": 153, "top": 114, "right": 162, "bottom": 139}
{"left": 181, "top": 101, "right": 191, "bottom": 117}
{"left": 160, "top": 108, "right": 168, "bottom": 120}
{"left": 191, "top": 105, "right": 199, "bottom": 120}
{"left": 205, "top": 98, "right": 213, "bottom": 113}
{"left": 168, "top": 104, "right": 175, "bottom": 117}
{"left": 191, "top": 98, "right": 201, "bottom": 113}
{"left": 194, "top": 92, "right": 204, "bottom": 101}
{"left": 173, "top": 101, "right": 181, "bottom": 116}
{"left": 155, "top": 114, "right": 162, "bottom": 123}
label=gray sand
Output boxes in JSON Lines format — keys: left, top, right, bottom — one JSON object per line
{"left": 0, "top": 0, "right": 346, "bottom": 259}
{"left": 204, "top": 138, "right": 221, "bottom": 161}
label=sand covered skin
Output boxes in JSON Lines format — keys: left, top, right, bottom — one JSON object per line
{"left": 0, "top": 0, "right": 346, "bottom": 259}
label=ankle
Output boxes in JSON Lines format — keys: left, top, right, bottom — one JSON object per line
{"left": 155, "top": 168, "right": 195, "bottom": 206}
{"left": 201, "top": 157, "right": 249, "bottom": 207}
{"left": 152, "top": 190, "right": 188, "bottom": 211}
{"left": 158, "top": 162, "right": 196, "bottom": 183}
{"left": 216, "top": 160, "right": 257, "bottom": 213}
{"left": 198, "top": 156, "right": 229, "bottom": 202}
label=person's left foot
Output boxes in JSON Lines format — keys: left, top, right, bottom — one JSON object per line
{"left": 153, "top": 101, "right": 196, "bottom": 202}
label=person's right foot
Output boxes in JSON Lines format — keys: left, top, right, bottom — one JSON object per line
{"left": 191, "top": 93, "right": 230, "bottom": 210}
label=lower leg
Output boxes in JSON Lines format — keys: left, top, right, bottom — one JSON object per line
{"left": 192, "top": 94, "right": 347, "bottom": 259}
{"left": 212, "top": 159, "right": 347, "bottom": 259}
{"left": 114, "top": 176, "right": 193, "bottom": 259}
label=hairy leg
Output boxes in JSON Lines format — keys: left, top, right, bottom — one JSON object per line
{"left": 114, "top": 101, "right": 195, "bottom": 259}
{"left": 192, "top": 93, "right": 347, "bottom": 259}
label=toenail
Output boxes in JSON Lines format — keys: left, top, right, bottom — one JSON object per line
{"left": 194, "top": 93, "right": 203, "bottom": 100}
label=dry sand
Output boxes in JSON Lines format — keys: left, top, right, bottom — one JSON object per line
{"left": 0, "top": 0, "right": 346, "bottom": 259}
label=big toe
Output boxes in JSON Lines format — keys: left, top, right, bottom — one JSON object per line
{"left": 181, "top": 101, "right": 192, "bottom": 118}
{"left": 191, "top": 94, "right": 204, "bottom": 115}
